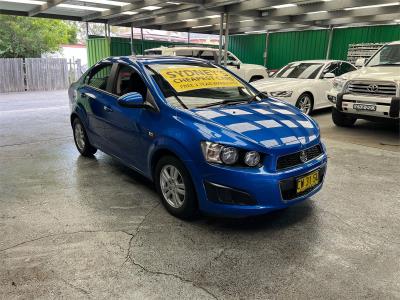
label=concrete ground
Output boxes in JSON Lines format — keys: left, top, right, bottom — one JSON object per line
{"left": 0, "top": 90, "right": 399, "bottom": 299}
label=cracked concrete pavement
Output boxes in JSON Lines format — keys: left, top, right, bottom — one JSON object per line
{"left": 0, "top": 90, "right": 399, "bottom": 299}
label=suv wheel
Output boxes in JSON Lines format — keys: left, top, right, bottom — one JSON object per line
{"left": 72, "top": 118, "right": 97, "bottom": 156}
{"left": 332, "top": 108, "right": 357, "bottom": 127}
{"left": 155, "top": 156, "right": 197, "bottom": 219}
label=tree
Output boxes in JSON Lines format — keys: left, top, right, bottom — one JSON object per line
{"left": 0, "top": 15, "right": 78, "bottom": 58}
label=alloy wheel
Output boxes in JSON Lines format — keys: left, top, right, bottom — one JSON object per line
{"left": 297, "top": 95, "right": 312, "bottom": 114}
{"left": 74, "top": 123, "right": 86, "bottom": 151}
{"left": 160, "top": 164, "right": 186, "bottom": 208}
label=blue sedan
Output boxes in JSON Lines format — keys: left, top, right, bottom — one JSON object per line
{"left": 69, "top": 56, "right": 327, "bottom": 219}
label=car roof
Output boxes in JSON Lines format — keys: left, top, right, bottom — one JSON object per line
{"left": 97, "top": 55, "right": 212, "bottom": 66}
{"left": 145, "top": 46, "right": 219, "bottom": 52}
{"left": 289, "top": 59, "right": 345, "bottom": 64}
{"left": 387, "top": 40, "right": 400, "bottom": 45}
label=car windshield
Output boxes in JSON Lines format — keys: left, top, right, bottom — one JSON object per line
{"left": 274, "top": 62, "right": 324, "bottom": 79}
{"left": 367, "top": 44, "right": 400, "bottom": 67}
{"left": 146, "top": 62, "right": 263, "bottom": 109}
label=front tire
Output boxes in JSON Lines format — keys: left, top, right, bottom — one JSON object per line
{"left": 155, "top": 156, "right": 197, "bottom": 219}
{"left": 295, "top": 93, "right": 314, "bottom": 115}
{"left": 72, "top": 118, "right": 97, "bottom": 156}
{"left": 332, "top": 108, "right": 357, "bottom": 127}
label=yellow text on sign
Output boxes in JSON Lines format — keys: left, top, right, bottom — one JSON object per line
{"left": 158, "top": 67, "right": 243, "bottom": 92}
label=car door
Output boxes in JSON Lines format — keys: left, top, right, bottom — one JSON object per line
{"left": 77, "top": 63, "right": 113, "bottom": 147}
{"left": 315, "top": 62, "right": 340, "bottom": 108}
{"left": 100, "top": 63, "right": 157, "bottom": 172}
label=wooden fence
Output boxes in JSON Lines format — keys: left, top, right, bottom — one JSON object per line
{"left": 0, "top": 59, "right": 25, "bottom": 93}
{"left": 0, "top": 58, "right": 73, "bottom": 93}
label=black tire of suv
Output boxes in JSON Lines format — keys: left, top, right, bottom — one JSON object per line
{"left": 332, "top": 108, "right": 357, "bottom": 127}
{"left": 72, "top": 118, "right": 97, "bottom": 157}
{"left": 155, "top": 156, "right": 198, "bottom": 220}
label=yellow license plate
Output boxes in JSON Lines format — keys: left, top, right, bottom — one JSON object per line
{"left": 296, "top": 170, "right": 319, "bottom": 194}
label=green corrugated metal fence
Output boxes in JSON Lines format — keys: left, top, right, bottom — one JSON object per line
{"left": 228, "top": 33, "right": 266, "bottom": 65}
{"left": 87, "top": 36, "right": 217, "bottom": 67}
{"left": 329, "top": 24, "right": 400, "bottom": 60}
{"left": 228, "top": 24, "right": 400, "bottom": 70}
{"left": 267, "top": 29, "right": 329, "bottom": 69}
{"left": 87, "top": 38, "right": 110, "bottom": 67}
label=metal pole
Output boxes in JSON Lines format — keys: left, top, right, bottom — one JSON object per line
{"left": 218, "top": 12, "right": 224, "bottom": 64}
{"left": 130, "top": 24, "right": 134, "bottom": 55}
{"left": 140, "top": 28, "right": 144, "bottom": 55}
{"left": 264, "top": 31, "right": 269, "bottom": 67}
{"left": 86, "top": 22, "right": 89, "bottom": 39}
{"left": 224, "top": 13, "right": 229, "bottom": 66}
{"left": 104, "top": 23, "right": 107, "bottom": 38}
{"left": 326, "top": 25, "right": 333, "bottom": 59}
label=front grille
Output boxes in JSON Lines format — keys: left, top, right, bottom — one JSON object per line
{"left": 276, "top": 144, "right": 323, "bottom": 170}
{"left": 347, "top": 81, "right": 397, "bottom": 97}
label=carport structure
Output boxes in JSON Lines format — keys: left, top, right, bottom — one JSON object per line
{"left": 1, "top": 0, "right": 399, "bottom": 34}
{"left": 1, "top": 0, "right": 399, "bottom": 65}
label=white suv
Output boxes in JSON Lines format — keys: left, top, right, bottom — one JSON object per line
{"left": 327, "top": 41, "right": 400, "bottom": 126}
{"left": 144, "top": 46, "right": 269, "bottom": 82}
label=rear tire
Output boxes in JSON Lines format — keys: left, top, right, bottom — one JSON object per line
{"left": 72, "top": 118, "right": 97, "bottom": 156}
{"left": 155, "top": 156, "right": 198, "bottom": 219}
{"left": 332, "top": 108, "right": 357, "bottom": 127}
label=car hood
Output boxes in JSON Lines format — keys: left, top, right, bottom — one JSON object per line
{"left": 252, "top": 78, "right": 308, "bottom": 92}
{"left": 241, "top": 63, "right": 267, "bottom": 70}
{"left": 340, "top": 66, "right": 400, "bottom": 81}
{"left": 190, "top": 99, "right": 319, "bottom": 152}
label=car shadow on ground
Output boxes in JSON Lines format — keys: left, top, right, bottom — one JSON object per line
{"left": 74, "top": 153, "right": 316, "bottom": 233}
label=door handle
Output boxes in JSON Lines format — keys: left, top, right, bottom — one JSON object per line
{"left": 103, "top": 105, "right": 113, "bottom": 112}
{"left": 82, "top": 92, "right": 96, "bottom": 99}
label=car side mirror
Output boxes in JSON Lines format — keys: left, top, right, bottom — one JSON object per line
{"left": 228, "top": 61, "right": 240, "bottom": 69}
{"left": 355, "top": 58, "right": 366, "bottom": 68}
{"left": 323, "top": 72, "right": 335, "bottom": 79}
{"left": 117, "top": 92, "right": 145, "bottom": 108}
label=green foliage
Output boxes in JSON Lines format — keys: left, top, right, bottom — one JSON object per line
{"left": 0, "top": 15, "right": 78, "bottom": 58}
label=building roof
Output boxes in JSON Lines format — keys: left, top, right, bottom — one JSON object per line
{"left": 0, "top": 0, "right": 399, "bottom": 34}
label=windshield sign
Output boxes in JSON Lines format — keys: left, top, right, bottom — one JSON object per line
{"left": 158, "top": 67, "right": 243, "bottom": 92}
{"left": 147, "top": 63, "right": 262, "bottom": 109}
{"left": 367, "top": 44, "right": 400, "bottom": 67}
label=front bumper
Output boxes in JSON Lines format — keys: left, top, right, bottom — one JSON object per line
{"left": 327, "top": 91, "right": 400, "bottom": 119}
{"left": 192, "top": 148, "right": 328, "bottom": 217}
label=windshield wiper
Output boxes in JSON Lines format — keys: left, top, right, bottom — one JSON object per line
{"left": 197, "top": 92, "right": 267, "bottom": 109}
{"left": 196, "top": 99, "right": 249, "bottom": 108}
{"left": 247, "top": 92, "right": 267, "bottom": 104}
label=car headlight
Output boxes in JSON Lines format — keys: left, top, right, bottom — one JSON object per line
{"left": 201, "top": 141, "right": 262, "bottom": 167}
{"left": 220, "top": 146, "right": 239, "bottom": 165}
{"left": 269, "top": 91, "right": 293, "bottom": 97}
{"left": 332, "top": 78, "right": 346, "bottom": 92}
{"left": 244, "top": 151, "right": 260, "bottom": 167}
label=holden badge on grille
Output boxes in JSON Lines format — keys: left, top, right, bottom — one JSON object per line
{"left": 299, "top": 150, "right": 308, "bottom": 163}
